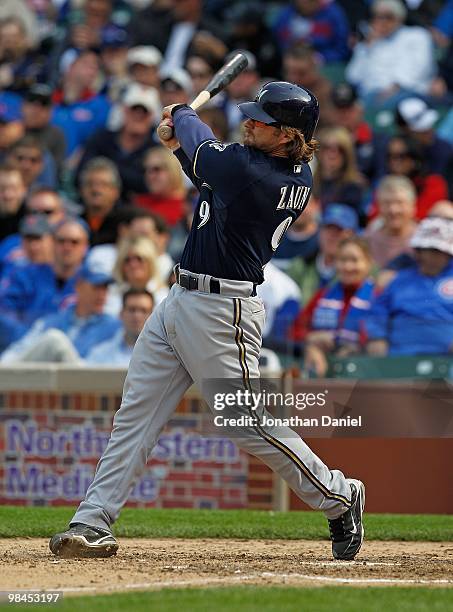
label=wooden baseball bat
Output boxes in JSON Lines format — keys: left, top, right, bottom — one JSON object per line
{"left": 157, "top": 52, "right": 248, "bottom": 141}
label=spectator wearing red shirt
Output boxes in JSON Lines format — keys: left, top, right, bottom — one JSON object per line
{"left": 292, "top": 236, "right": 374, "bottom": 377}
{"left": 134, "top": 146, "right": 186, "bottom": 227}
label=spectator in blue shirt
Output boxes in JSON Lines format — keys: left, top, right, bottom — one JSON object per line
{"left": 51, "top": 49, "right": 111, "bottom": 161}
{"left": 86, "top": 287, "right": 154, "bottom": 366}
{"left": 0, "top": 217, "right": 89, "bottom": 337}
{"left": 1, "top": 258, "right": 121, "bottom": 362}
{"left": 273, "top": 0, "right": 350, "bottom": 63}
{"left": 366, "top": 217, "right": 453, "bottom": 356}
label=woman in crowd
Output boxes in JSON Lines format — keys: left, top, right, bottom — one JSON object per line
{"left": 105, "top": 235, "right": 167, "bottom": 316}
{"left": 313, "top": 126, "right": 366, "bottom": 220}
{"left": 292, "top": 237, "right": 375, "bottom": 377}
{"left": 134, "top": 146, "right": 187, "bottom": 226}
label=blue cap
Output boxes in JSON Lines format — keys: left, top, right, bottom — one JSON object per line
{"left": 322, "top": 204, "right": 359, "bottom": 231}
{"left": 77, "top": 259, "right": 113, "bottom": 286}
{"left": 101, "top": 25, "right": 129, "bottom": 49}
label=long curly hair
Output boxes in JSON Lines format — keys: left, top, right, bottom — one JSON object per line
{"left": 281, "top": 126, "right": 319, "bottom": 163}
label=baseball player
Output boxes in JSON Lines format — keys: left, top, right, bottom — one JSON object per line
{"left": 50, "top": 82, "right": 365, "bottom": 561}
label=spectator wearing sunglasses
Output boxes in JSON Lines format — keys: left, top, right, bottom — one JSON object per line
{"left": 345, "top": 0, "right": 436, "bottom": 109}
{"left": 6, "top": 135, "right": 57, "bottom": 192}
{"left": 26, "top": 187, "right": 66, "bottom": 227}
{"left": 0, "top": 217, "right": 89, "bottom": 338}
{"left": 134, "top": 146, "right": 186, "bottom": 226}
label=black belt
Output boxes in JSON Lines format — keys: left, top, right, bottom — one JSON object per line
{"left": 175, "top": 264, "right": 257, "bottom": 296}
{"left": 177, "top": 268, "right": 221, "bottom": 293}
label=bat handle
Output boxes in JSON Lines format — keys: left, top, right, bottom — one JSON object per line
{"left": 157, "top": 123, "right": 174, "bottom": 141}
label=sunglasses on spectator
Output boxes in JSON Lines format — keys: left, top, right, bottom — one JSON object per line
{"left": 23, "top": 234, "right": 44, "bottom": 241}
{"left": 388, "top": 151, "right": 411, "bottom": 160}
{"left": 124, "top": 254, "right": 144, "bottom": 264}
{"left": 55, "top": 237, "right": 83, "bottom": 245}
{"left": 188, "top": 70, "right": 211, "bottom": 79}
{"left": 15, "top": 154, "right": 42, "bottom": 163}
{"left": 373, "top": 12, "right": 397, "bottom": 20}
{"left": 145, "top": 165, "right": 165, "bottom": 173}
{"left": 322, "top": 143, "right": 342, "bottom": 153}
{"left": 29, "top": 208, "right": 57, "bottom": 216}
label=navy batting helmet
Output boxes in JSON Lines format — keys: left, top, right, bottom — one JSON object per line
{"left": 238, "top": 81, "right": 319, "bottom": 140}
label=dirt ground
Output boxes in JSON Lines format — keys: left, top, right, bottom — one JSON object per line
{"left": 1, "top": 539, "right": 453, "bottom": 596}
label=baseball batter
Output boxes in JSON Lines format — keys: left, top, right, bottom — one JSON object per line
{"left": 50, "top": 82, "right": 365, "bottom": 561}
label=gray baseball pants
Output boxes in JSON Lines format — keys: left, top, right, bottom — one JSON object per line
{"left": 72, "top": 280, "right": 351, "bottom": 530}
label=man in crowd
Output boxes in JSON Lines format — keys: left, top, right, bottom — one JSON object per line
{"left": 76, "top": 84, "right": 157, "bottom": 198}
{"left": 273, "top": 0, "right": 350, "bottom": 63}
{"left": 346, "top": 0, "right": 435, "bottom": 108}
{"left": 26, "top": 187, "right": 66, "bottom": 227}
{"left": 22, "top": 84, "right": 66, "bottom": 179}
{"left": 0, "top": 165, "right": 26, "bottom": 242}
{"left": 52, "top": 49, "right": 111, "bottom": 161}
{"left": 79, "top": 157, "right": 123, "bottom": 246}
{"left": 0, "top": 217, "right": 89, "bottom": 335}
{"left": 1, "top": 258, "right": 121, "bottom": 363}
{"left": 364, "top": 175, "right": 417, "bottom": 267}
{"left": 0, "top": 214, "right": 53, "bottom": 281}
{"left": 86, "top": 288, "right": 154, "bottom": 365}
{"left": 366, "top": 217, "right": 453, "bottom": 356}
{"left": 7, "top": 135, "right": 56, "bottom": 191}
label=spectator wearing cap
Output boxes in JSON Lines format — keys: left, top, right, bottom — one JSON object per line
{"left": 379, "top": 134, "right": 448, "bottom": 220}
{"left": 51, "top": 49, "right": 111, "bottom": 160}
{"left": 0, "top": 165, "right": 27, "bottom": 242}
{"left": 127, "top": 46, "right": 162, "bottom": 90}
{"left": 225, "top": 2, "right": 282, "bottom": 78}
{"left": 330, "top": 82, "right": 389, "bottom": 184}
{"left": 288, "top": 203, "right": 359, "bottom": 304}
{"left": 85, "top": 288, "right": 154, "bottom": 366}
{"left": 0, "top": 257, "right": 121, "bottom": 362}
{"left": 76, "top": 84, "right": 158, "bottom": 199}
{"left": 0, "top": 187, "right": 64, "bottom": 275}
{"left": 366, "top": 217, "right": 453, "bottom": 356}
{"left": 222, "top": 50, "right": 261, "bottom": 138}
{"left": 78, "top": 157, "right": 123, "bottom": 246}
{"left": 293, "top": 236, "right": 375, "bottom": 377}
{"left": 99, "top": 26, "right": 130, "bottom": 103}
{"left": 346, "top": 0, "right": 436, "bottom": 109}
{"left": 395, "top": 98, "right": 453, "bottom": 177}
{"left": 22, "top": 85, "right": 67, "bottom": 179}
{"left": 272, "top": 0, "right": 350, "bottom": 63}
{"left": 364, "top": 175, "right": 417, "bottom": 267}
{"left": 0, "top": 214, "right": 53, "bottom": 281}
{"left": 313, "top": 127, "right": 366, "bottom": 219}
{"left": 159, "top": 68, "right": 192, "bottom": 107}
{"left": 0, "top": 216, "right": 89, "bottom": 334}
{"left": 134, "top": 146, "right": 186, "bottom": 226}
{"left": 282, "top": 43, "right": 334, "bottom": 130}
{"left": 273, "top": 195, "right": 321, "bottom": 273}
{"left": 7, "top": 135, "right": 56, "bottom": 191}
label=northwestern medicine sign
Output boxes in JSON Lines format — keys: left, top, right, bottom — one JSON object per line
{"left": 3, "top": 419, "right": 239, "bottom": 504}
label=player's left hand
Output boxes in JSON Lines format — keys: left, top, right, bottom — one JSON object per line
{"left": 157, "top": 117, "right": 180, "bottom": 151}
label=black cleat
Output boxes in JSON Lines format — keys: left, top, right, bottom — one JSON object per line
{"left": 49, "top": 523, "right": 119, "bottom": 558}
{"left": 328, "top": 478, "right": 365, "bottom": 561}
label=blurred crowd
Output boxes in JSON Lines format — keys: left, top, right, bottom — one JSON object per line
{"left": 0, "top": 0, "right": 452, "bottom": 376}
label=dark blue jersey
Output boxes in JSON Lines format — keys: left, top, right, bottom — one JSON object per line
{"left": 173, "top": 107, "right": 313, "bottom": 284}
